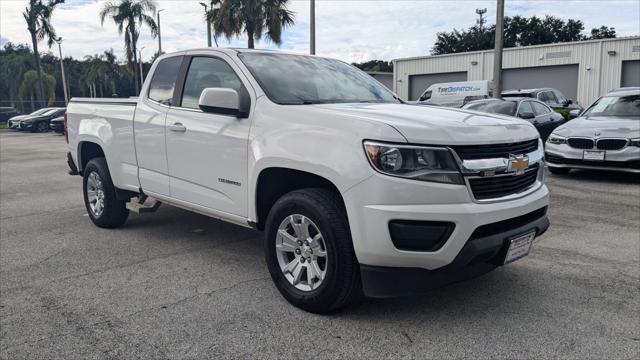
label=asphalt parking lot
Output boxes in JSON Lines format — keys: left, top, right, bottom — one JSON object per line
{"left": 1, "top": 130, "right": 638, "bottom": 359}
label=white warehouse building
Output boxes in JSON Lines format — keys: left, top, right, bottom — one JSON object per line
{"left": 392, "top": 36, "right": 640, "bottom": 107}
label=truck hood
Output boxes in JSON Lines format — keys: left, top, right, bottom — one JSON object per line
{"left": 552, "top": 116, "right": 640, "bottom": 138}
{"left": 311, "top": 103, "right": 539, "bottom": 145}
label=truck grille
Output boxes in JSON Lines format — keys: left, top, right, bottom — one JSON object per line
{"left": 468, "top": 165, "right": 539, "bottom": 200}
{"left": 596, "top": 139, "right": 628, "bottom": 150}
{"left": 567, "top": 138, "right": 594, "bottom": 149}
{"left": 450, "top": 139, "right": 538, "bottom": 160}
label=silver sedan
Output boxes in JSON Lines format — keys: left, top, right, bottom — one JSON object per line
{"left": 545, "top": 87, "right": 640, "bottom": 174}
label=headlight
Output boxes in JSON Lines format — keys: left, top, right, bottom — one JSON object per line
{"left": 630, "top": 138, "right": 640, "bottom": 147}
{"left": 363, "top": 141, "right": 463, "bottom": 184}
{"left": 547, "top": 134, "right": 567, "bottom": 145}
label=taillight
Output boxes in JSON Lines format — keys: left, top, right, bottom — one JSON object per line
{"left": 64, "top": 112, "right": 68, "bottom": 143}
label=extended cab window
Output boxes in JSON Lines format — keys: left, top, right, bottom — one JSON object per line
{"left": 148, "top": 56, "right": 183, "bottom": 105}
{"left": 181, "top": 57, "right": 243, "bottom": 109}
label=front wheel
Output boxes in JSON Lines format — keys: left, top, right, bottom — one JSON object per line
{"left": 83, "top": 158, "right": 129, "bottom": 228}
{"left": 35, "top": 122, "right": 49, "bottom": 133}
{"left": 265, "top": 188, "right": 361, "bottom": 313}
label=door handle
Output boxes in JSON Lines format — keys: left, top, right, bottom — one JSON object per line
{"left": 168, "top": 122, "right": 187, "bottom": 132}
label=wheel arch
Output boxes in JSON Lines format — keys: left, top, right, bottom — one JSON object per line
{"left": 254, "top": 167, "right": 346, "bottom": 231}
{"left": 77, "top": 141, "right": 106, "bottom": 173}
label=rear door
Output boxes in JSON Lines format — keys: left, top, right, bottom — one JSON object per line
{"left": 134, "top": 55, "right": 184, "bottom": 196}
{"left": 530, "top": 100, "right": 555, "bottom": 140}
{"left": 164, "top": 53, "right": 253, "bottom": 217}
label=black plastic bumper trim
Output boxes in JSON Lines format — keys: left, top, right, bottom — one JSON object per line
{"left": 360, "top": 212, "right": 550, "bottom": 298}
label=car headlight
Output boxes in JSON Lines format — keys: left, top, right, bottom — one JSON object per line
{"left": 363, "top": 141, "right": 464, "bottom": 184}
{"left": 630, "top": 138, "right": 640, "bottom": 147}
{"left": 547, "top": 134, "right": 567, "bottom": 145}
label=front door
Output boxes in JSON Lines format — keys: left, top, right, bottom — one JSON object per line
{"left": 165, "top": 55, "right": 252, "bottom": 217}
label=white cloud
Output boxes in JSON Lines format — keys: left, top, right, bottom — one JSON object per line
{"left": 1, "top": 0, "right": 638, "bottom": 64}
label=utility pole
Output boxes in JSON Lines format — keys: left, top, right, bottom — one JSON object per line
{"left": 139, "top": 47, "right": 145, "bottom": 89}
{"left": 157, "top": 9, "right": 164, "bottom": 54}
{"left": 492, "top": 0, "right": 504, "bottom": 99}
{"left": 200, "top": 2, "right": 212, "bottom": 47}
{"left": 476, "top": 8, "right": 487, "bottom": 31}
{"left": 310, "top": 0, "right": 316, "bottom": 55}
{"left": 55, "top": 37, "right": 69, "bottom": 105}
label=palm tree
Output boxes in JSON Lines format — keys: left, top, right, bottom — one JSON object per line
{"left": 208, "top": 0, "right": 294, "bottom": 49}
{"left": 23, "top": 0, "right": 66, "bottom": 108}
{"left": 19, "top": 70, "right": 56, "bottom": 112}
{"left": 99, "top": 0, "right": 157, "bottom": 94}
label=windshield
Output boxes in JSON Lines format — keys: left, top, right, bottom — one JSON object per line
{"left": 462, "top": 100, "right": 517, "bottom": 116}
{"left": 30, "top": 108, "right": 50, "bottom": 116}
{"left": 239, "top": 53, "right": 398, "bottom": 105}
{"left": 42, "top": 109, "right": 60, "bottom": 116}
{"left": 583, "top": 94, "right": 640, "bottom": 118}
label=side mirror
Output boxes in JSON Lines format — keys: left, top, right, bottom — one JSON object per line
{"left": 564, "top": 99, "right": 573, "bottom": 106}
{"left": 569, "top": 109, "right": 581, "bottom": 119}
{"left": 519, "top": 111, "right": 535, "bottom": 119}
{"left": 198, "top": 88, "right": 248, "bottom": 118}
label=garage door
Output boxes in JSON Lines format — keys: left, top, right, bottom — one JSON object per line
{"left": 503, "top": 64, "right": 579, "bottom": 101}
{"left": 621, "top": 60, "right": 640, "bottom": 87}
{"left": 409, "top": 71, "right": 467, "bottom": 100}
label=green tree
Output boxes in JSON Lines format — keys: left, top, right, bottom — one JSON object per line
{"left": 589, "top": 26, "right": 616, "bottom": 39}
{"left": 208, "top": 0, "right": 295, "bottom": 49}
{"left": 99, "top": 0, "right": 158, "bottom": 94}
{"left": 22, "top": 0, "right": 65, "bottom": 108}
{"left": 432, "top": 14, "right": 616, "bottom": 55}
{"left": 19, "top": 69, "right": 56, "bottom": 111}
{"left": 352, "top": 60, "right": 393, "bottom": 73}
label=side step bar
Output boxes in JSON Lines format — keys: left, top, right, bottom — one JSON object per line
{"left": 126, "top": 194, "right": 161, "bottom": 214}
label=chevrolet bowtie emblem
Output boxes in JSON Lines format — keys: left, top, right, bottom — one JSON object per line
{"left": 508, "top": 155, "right": 529, "bottom": 175}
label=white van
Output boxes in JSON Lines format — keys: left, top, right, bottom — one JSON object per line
{"left": 416, "top": 80, "right": 493, "bottom": 107}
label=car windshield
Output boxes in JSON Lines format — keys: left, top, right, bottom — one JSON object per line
{"left": 583, "top": 94, "right": 640, "bottom": 118}
{"left": 238, "top": 53, "right": 398, "bottom": 105}
{"left": 41, "top": 109, "right": 60, "bottom": 116}
{"left": 30, "top": 108, "right": 50, "bottom": 116}
{"left": 462, "top": 100, "right": 517, "bottom": 116}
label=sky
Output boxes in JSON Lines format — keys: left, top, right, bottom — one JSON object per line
{"left": 1, "top": 0, "right": 639, "bottom": 64}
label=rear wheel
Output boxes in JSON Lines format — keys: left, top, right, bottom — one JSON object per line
{"left": 265, "top": 188, "right": 361, "bottom": 313}
{"left": 83, "top": 158, "right": 129, "bottom": 228}
{"left": 549, "top": 166, "right": 571, "bottom": 175}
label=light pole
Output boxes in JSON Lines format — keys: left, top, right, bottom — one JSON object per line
{"left": 139, "top": 47, "right": 145, "bottom": 89}
{"left": 55, "top": 37, "right": 69, "bottom": 105}
{"left": 157, "top": 9, "right": 164, "bottom": 54}
{"left": 492, "top": 0, "right": 505, "bottom": 99}
{"left": 310, "top": 0, "right": 316, "bottom": 55}
{"left": 200, "top": 2, "right": 212, "bottom": 47}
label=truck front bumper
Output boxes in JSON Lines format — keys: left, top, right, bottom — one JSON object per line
{"left": 343, "top": 173, "right": 550, "bottom": 297}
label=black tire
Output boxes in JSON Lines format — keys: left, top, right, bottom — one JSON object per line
{"left": 83, "top": 157, "right": 129, "bottom": 228}
{"left": 265, "top": 188, "right": 361, "bottom": 313}
{"left": 549, "top": 166, "right": 571, "bottom": 175}
{"left": 35, "top": 121, "right": 49, "bottom": 133}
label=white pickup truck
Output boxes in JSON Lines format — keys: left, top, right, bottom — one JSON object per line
{"left": 66, "top": 49, "right": 549, "bottom": 313}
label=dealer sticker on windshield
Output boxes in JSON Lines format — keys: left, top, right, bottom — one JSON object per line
{"left": 583, "top": 150, "right": 605, "bottom": 161}
{"left": 504, "top": 231, "right": 536, "bottom": 264}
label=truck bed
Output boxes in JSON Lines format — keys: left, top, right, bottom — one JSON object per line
{"left": 66, "top": 97, "right": 140, "bottom": 193}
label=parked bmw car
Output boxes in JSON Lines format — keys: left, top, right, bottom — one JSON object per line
{"left": 49, "top": 115, "right": 64, "bottom": 133}
{"left": 545, "top": 87, "right": 640, "bottom": 174}
{"left": 17, "top": 107, "right": 66, "bottom": 132}
{"left": 462, "top": 97, "right": 566, "bottom": 141}
{"left": 7, "top": 107, "right": 54, "bottom": 129}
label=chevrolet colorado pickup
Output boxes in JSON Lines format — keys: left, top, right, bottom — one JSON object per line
{"left": 66, "top": 49, "right": 550, "bottom": 313}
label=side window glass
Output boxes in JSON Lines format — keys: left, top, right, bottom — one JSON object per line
{"left": 420, "top": 90, "right": 432, "bottom": 101}
{"left": 148, "top": 56, "right": 183, "bottom": 105}
{"left": 518, "top": 101, "right": 534, "bottom": 115}
{"left": 554, "top": 90, "right": 566, "bottom": 103}
{"left": 181, "top": 57, "right": 243, "bottom": 109}
{"left": 532, "top": 101, "right": 550, "bottom": 116}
